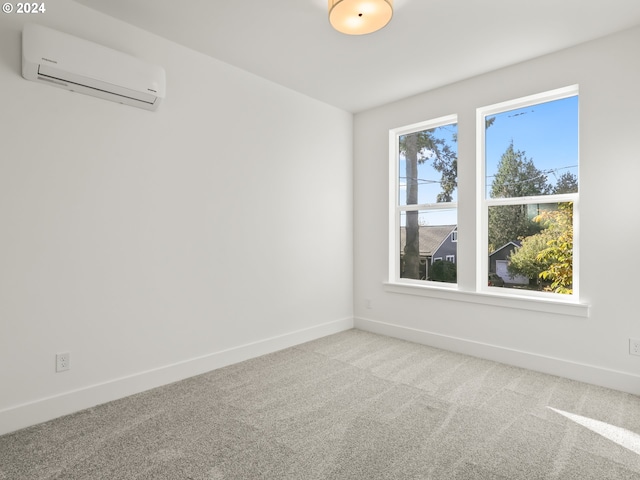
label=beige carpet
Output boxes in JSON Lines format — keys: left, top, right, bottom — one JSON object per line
{"left": 1, "top": 329, "right": 639, "bottom": 479}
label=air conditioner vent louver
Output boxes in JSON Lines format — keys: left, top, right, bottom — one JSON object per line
{"left": 38, "top": 76, "right": 67, "bottom": 87}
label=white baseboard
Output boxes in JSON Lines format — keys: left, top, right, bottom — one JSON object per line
{"left": 354, "top": 317, "right": 640, "bottom": 396}
{"left": 0, "top": 317, "right": 354, "bottom": 436}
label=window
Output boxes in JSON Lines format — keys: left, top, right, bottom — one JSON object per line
{"left": 387, "top": 86, "right": 585, "bottom": 315}
{"left": 478, "top": 86, "right": 579, "bottom": 297}
{"left": 390, "top": 115, "right": 458, "bottom": 285}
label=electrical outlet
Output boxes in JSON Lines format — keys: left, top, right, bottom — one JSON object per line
{"left": 630, "top": 339, "right": 640, "bottom": 356}
{"left": 56, "top": 352, "right": 70, "bottom": 372}
{"left": 364, "top": 298, "right": 372, "bottom": 309}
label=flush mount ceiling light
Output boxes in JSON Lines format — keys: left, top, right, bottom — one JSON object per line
{"left": 328, "top": 0, "right": 393, "bottom": 35}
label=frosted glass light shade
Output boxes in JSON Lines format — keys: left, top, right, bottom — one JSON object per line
{"left": 328, "top": 0, "right": 393, "bottom": 35}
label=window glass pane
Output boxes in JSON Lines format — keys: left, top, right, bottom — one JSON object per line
{"left": 488, "top": 202, "right": 573, "bottom": 294}
{"left": 400, "top": 209, "right": 457, "bottom": 283}
{"left": 399, "top": 123, "right": 458, "bottom": 205}
{"left": 485, "top": 96, "right": 578, "bottom": 199}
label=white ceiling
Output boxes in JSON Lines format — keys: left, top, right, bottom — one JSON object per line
{"left": 73, "top": 0, "right": 640, "bottom": 113}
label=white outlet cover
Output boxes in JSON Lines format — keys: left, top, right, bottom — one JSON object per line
{"left": 56, "top": 352, "right": 70, "bottom": 372}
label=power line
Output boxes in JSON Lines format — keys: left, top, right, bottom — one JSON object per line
{"left": 399, "top": 176, "right": 446, "bottom": 185}
{"left": 485, "top": 165, "right": 578, "bottom": 191}
{"left": 485, "top": 164, "right": 577, "bottom": 181}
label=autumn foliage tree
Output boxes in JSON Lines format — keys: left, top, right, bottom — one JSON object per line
{"left": 508, "top": 202, "right": 574, "bottom": 293}
{"left": 536, "top": 202, "right": 574, "bottom": 294}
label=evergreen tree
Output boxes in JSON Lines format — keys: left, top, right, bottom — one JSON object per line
{"left": 488, "top": 142, "right": 550, "bottom": 251}
{"left": 490, "top": 141, "right": 550, "bottom": 198}
{"left": 553, "top": 172, "right": 578, "bottom": 194}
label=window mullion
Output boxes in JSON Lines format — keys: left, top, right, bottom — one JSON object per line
{"left": 485, "top": 193, "right": 577, "bottom": 207}
{"left": 397, "top": 202, "right": 457, "bottom": 212}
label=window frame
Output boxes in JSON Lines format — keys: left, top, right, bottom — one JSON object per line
{"left": 385, "top": 87, "right": 589, "bottom": 317}
{"left": 389, "top": 114, "right": 458, "bottom": 288}
{"left": 476, "top": 85, "right": 580, "bottom": 300}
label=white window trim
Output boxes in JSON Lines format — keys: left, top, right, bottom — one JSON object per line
{"left": 389, "top": 114, "right": 458, "bottom": 286}
{"left": 383, "top": 281, "right": 589, "bottom": 317}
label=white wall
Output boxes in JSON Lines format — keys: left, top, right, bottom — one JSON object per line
{"left": 0, "top": 1, "right": 353, "bottom": 435}
{"left": 354, "top": 26, "right": 640, "bottom": 394}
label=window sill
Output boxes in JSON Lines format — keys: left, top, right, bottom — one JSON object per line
{"left": 383, "top": 282, "right": 589, "bottom": 318}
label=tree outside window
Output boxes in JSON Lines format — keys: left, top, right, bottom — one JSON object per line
{"left": 392, "top": 116, "right": 458, "bottom": 284}
{"left": 482, "top": 88, "right": 579, "bottom": 295}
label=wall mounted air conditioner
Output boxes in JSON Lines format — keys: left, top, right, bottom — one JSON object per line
{"left": 22, "top": 23, "right": 166, "bottom": 111}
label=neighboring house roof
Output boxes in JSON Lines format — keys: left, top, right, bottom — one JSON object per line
{"left": 489, "top": 240, "right": 522, "bottom": 258}
{"left": 400, "top": 225, "right": 456, "bottom": 256}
